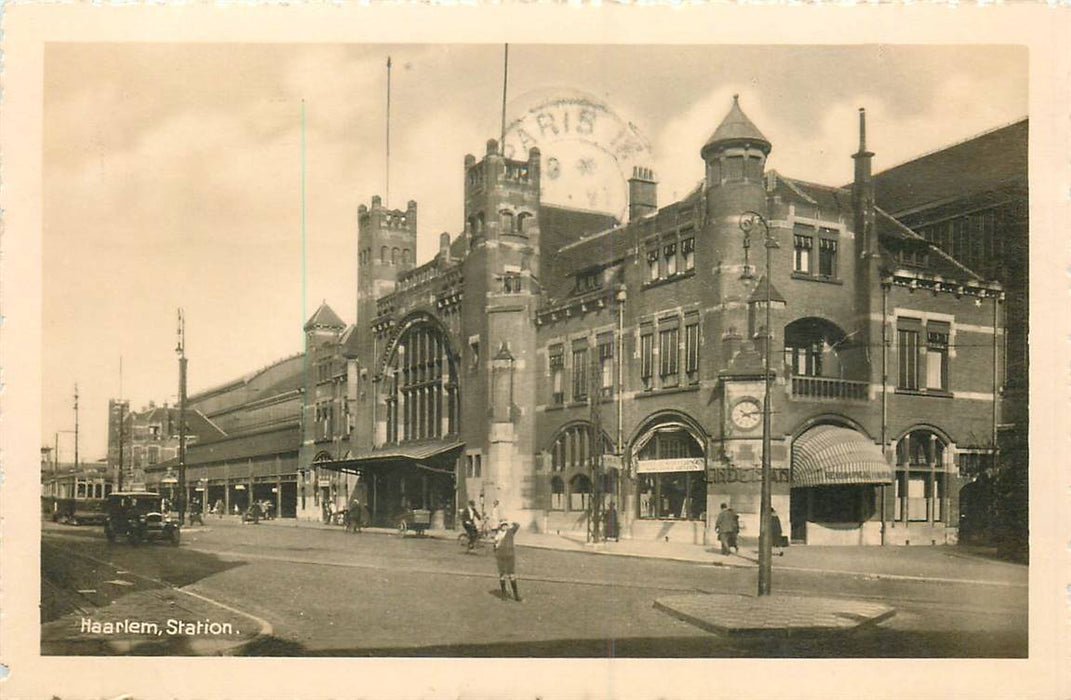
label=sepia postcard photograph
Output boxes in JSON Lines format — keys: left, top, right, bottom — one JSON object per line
{"left": 2, "top": 5, "right": 1069, "bottom": 699}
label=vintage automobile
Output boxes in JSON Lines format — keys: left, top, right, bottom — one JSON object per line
{"left": 103, "top": 491, "right": 180, "bottom": 546}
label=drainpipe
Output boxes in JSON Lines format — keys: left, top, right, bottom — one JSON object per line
{"left": 992, "top": 293, "right": 1001, "bottom": 453}
{"left": 880, "top": 282, "right": 889, "bottom": 546}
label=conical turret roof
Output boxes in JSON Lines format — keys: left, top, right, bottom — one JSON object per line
{"left": 304, "top": 301, "right": 345, "bottom": 332}
{"left": 702, "top": 95, "right": 771, "bottom": 158}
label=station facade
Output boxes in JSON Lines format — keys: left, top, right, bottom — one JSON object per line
{"left": 304, "top": 98, "right": 1012, "bottom": 546}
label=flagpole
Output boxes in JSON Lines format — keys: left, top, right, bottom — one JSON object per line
{"left": 500, "top": 44, "right": 509, "bottom": 154}
{"left": 391, "top": 56, "right": 396, "bottom": 208}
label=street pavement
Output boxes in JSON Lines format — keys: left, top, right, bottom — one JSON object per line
{"left": 41, "top": 517, "right": 1028, "bottom": 657}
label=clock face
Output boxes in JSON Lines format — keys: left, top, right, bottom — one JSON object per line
{"left": 730, "top": 398, "right": 762, "bottom": 431}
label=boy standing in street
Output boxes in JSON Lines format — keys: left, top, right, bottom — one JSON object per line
{"left": 494, "top": 520, "right": 522, "bottom": 602}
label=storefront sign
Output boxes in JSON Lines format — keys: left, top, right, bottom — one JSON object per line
{"left": 602, "top": 455, "right": 623, "bottom": 470}
{"left": 636, "top": 457, "right": 705, "bottom": 474}
{"left": 708, "top": 467, "right": 790, "bottom": 484}
{"left": 317, "top": 478, "right": 331, "bottom": 487}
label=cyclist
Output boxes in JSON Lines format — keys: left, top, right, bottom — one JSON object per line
{"left": 461, "top": 500, "right": 481, "bottom": 550}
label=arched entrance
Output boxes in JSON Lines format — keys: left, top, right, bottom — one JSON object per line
{"left": 543, "top": 422, "right": 615, "bottom": 533}
{"left": 627, "top": 413, "right": 707, "bottom": 542}
{"left": 892, "top": 427, "right": 953, "bottom": 529}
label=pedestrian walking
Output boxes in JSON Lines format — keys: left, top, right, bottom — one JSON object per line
{"left": 728, "top": 504, "right": 740, "bottom": 553}
{"left": 769, "top": 507, "right": 785, "bottom": 556}
{"left": 489, "top": 500, "right": 502, "bottom": 529}
{"left": 215, "top": 499, "right": 224, "bottom": 518}
{"left": 494, "top": 521, "right": 522, "bottom": 601}
{"left": 347, "top": 497, "right": 363, "bottom": 533}
{"left": 715, "top": 503, "right": 735, "bottom": 556}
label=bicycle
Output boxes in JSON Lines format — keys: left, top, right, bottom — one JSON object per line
{"left": 457, "top": 521, "right": 494, "bottom": 553}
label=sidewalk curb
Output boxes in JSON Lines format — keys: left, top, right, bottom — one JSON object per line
{"left": 517, "top": 539, "right": 757, "bottom": 569}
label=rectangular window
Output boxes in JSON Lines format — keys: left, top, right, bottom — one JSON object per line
{"left": 598, "top": 334, "right": 614, "bottom": 397}
{"left": 640, "top": 331, "right": 654, "bottom": 387}
{"left": 818, "top": 238, "right": 837, "bottom": 277}
{"left": 572, "top": 347, "right": 588, "bottom": 401}
{"left": 682, "top": 237, "right": 695, "bottom": 271}
{"left": 647, "top": 249, "right": 659, "bottom": 282}
{"left": 897, "top": 326, "right": 920, "bottom": 390}
{"left": 727, "top": 155, "right": 744, "bottom": 180}
{"left": 664, "top": 242, "right": 678, "bottom": 276}
{"left": 926, "top": 326, "right": 950, "bottom": 391}
{"left": 794, "top": 235, "right": 813, "bottom": 273}
{"left": 475, "top": 454, "right": 482, "bottom": 478}
{"left": 549, "top": 346, "right": 564, "bottom": 404}
{"left": 685, "top": 323, "right": 699, "bottom": 377}
{"left": 466, "top": 455, "right": 474, "bottom": 478}
{"left": 659, "top": 327, "right": 679, "bottom": 384}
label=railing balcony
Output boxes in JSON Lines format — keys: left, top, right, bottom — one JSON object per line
{"left": 789, "top": 375, "right": 869, "bottom": 402}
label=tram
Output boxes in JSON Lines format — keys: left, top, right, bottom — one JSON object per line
{"left": 41, "top": 470, "right": 112, "bottom": 525}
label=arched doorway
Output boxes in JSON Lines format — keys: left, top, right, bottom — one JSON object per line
{"left": 629, "top": 414, "right": 707, "bottom": 532}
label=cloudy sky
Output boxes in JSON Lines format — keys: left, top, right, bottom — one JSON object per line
{"left": 43, "top": 43, "right": 1027, "bottom": 461}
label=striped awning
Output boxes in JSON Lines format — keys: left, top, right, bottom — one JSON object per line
{"left": 792, "top": 426, "right": 893, "bottom": 487}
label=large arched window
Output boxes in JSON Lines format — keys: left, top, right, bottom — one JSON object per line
{"left": 383, "top": 321, "right": 459, "bottom": 443}
{"left": 634, "top": 423, "right": 706, "bottom": 520}
{"left": 782, "top": 317, "right": 848, "bottom": 378}
{"left": 548, "top": 423, "right": 613, "bottom": 473}
{"left": 894, "top": 428, "right": 950, "bottom": 524}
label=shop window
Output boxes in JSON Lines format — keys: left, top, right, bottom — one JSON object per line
{"left": 550, "top": 476, "right": 565, "bottom": 510}
{"left": 549, "top": 345, "right": 564, "bottom": 405}
{"left": 638, "top": 472, "right": 706, "bottom": 520}
{"left": 572, "top": 346, "right": 588, "bottom": 401}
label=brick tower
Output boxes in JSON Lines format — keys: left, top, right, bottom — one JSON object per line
{"left": 459, "top": 139, "right": 543, "bottom": 525}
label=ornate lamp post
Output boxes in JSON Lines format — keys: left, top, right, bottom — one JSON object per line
{"left": 739, "top": 211, "right": 778, "bottom": 596}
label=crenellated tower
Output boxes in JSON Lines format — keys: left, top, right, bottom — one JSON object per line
{"left": 459, "top": 139, "right": 543, "bottom": 523}
{"left": 355, "top": 196, "right": 417, "bottom": 360}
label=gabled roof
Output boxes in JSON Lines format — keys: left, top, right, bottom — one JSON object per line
{"left": 304, "top": 301, "right": 345, "bottom": 332}
{"left": 702, "top": 95, "right": 771, "bottom": 157}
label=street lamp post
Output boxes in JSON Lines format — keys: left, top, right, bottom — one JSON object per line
{"left": 739, "top": 211, "right": 778, "bottom": 597}
{"left": 176, "top": 309, "right": 188, "bottom": 525}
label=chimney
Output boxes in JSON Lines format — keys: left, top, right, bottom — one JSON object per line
{"left": 852, "top": 108, "right": 876, "bottom": 256}
{"left": 628, "top": 167, "right": 658, "bottom": 222}
{"left": 439, "top": 232, "right": 451, "bottom": 260}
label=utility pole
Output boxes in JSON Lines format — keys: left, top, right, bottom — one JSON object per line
{"left": 739, "top": 211, "right": 778, "bottom": 597}
{"left": 73, "top": 383, "right": 80, "bottom": 469}
{"left": 176, "top": 309, "right": 188, "bottom": 524}
{"left": 117, "top": 401, "right": 126, "bottom": 491}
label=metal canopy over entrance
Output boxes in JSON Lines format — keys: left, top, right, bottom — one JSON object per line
{"left": 315, "top": 441, "right": 463, "bottom": 529}
{"left": 792, "top": 425, "right": 893, "bottom": 487}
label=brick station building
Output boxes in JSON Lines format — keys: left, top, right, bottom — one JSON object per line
{"left": 305, "top": 97, "right": 1014, "bottom": 546}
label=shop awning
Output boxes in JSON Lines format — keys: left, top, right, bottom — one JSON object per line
{"left": 792, "top": 426, "right": 893, "bottom": 487}
{"left": 315, "top": 441, "right": 464, "bottom": 474}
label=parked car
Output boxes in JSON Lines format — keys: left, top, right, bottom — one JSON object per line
{"left": 103, "top": 491, "right": 180, "bottom": 546}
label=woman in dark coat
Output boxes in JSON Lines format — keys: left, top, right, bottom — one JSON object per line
{"left": 769, "top": 507, "right": 784, "bottom": 556}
